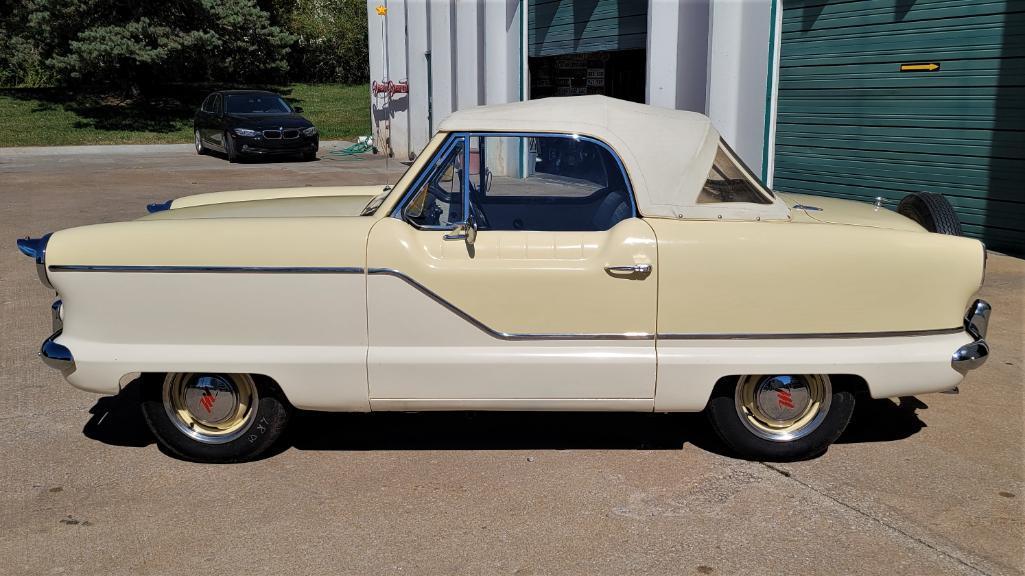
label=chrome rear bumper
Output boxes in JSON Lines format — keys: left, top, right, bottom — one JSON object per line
{"left": 40, "top": 330, "right": 75, "bottom": 373}
{"left": 952, "top": 299, "right": 991, "bottom": 374}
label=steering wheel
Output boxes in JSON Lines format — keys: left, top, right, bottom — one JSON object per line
{"left": 468, "top": 180, "right": 491, "bottom": 229}
{"left": 423, "top": 178, "right": 491, "bottom": 230}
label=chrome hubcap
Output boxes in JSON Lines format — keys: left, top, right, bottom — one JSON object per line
{"left": 183, "top": 375, "right": 238, "bottom": 424}
{"left": 194, "top": 130, "right": 201, "bottom": 151}
{"left": 735, "top": 374, "right": 831, "bottom": 442}
{"left": 754, "top": 375, "right": 812, "bottom": 421}
{"left": 162, "top": 373, "right": 257, "bottom": 444}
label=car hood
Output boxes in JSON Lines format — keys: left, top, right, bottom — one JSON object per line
{"left": 140, "top": 186, "right": 388, "bottom": 220}
{"left": 226, "top": 114, "right": 311, "bottom": 128}
{"left": 777, "top": 192, "right": 926, "bottom": 233}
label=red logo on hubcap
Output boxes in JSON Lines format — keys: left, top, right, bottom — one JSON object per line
{"left": 199, "top": 390, "right": 216, "bottom": 413}
{"left": 777, "top": 389, "right": 795, "bottom": 410}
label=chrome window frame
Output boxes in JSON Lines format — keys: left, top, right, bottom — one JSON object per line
{"left": 390, "top": 131, "right": 638, "bottom": 231}
{"left": 391, "top": 133, "right": 468, "bottom": 231}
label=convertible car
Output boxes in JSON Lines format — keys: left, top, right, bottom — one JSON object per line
{"left": 17, "top": 96, "right": 991, "bottom": 463}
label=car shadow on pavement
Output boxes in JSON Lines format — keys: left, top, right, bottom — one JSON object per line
{"left": 836, "top": 396, "right": 928, "bottom": 444}
{"left": 82, "top": 380, "right": 154, "bottom": 448}
{"left": 287, "top": 411, "right": 721, "bottom": 453}
{"left": 81, "top": 381, "right": 927, "bottom": 459}
{"left": 208, "top": 153, "right": 320, "bottom": 164}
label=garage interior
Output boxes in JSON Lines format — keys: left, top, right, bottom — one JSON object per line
{"left": 527, "top": 0, "right": 648, "bottom": 103}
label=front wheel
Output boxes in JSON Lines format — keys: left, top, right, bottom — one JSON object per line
{"left": 223, "top": 131, "right": 240, "bottom": 163}
{"left": 141, "top": 373, "right": 290, "bottom": 462}
{"left": 706, "top": 374, "right": 854, "bottom": 461}
{"left": 194, "top": 129, "right": 207, "bottom": 155}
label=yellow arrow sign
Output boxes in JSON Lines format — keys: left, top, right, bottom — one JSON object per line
{"left": 900, "top": 63, "right": 940, "bottom": 72}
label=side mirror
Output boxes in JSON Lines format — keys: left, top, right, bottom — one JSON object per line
{"left": 293, "top": 106, "right": 304, "bottom": 114}
{"left": 465, "top": 213, "right": 478, "bottom": 245}
{"left": 442, "top": 214, "right": 477, "bottom": 247}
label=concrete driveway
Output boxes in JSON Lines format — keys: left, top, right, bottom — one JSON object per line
{"left": 1, "top": 144, "right": 1022, "bottom": 576}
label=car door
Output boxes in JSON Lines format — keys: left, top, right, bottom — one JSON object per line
{"left": 196, "top": 94, "right": 215, "bottom": 146}
{"left": 209, "top": 94, "right": 225, "bottom": 149}
{"left": 366, "top": 133, "right": 658, "bottom": 410}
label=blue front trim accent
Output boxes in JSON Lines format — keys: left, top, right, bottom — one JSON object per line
{"left": 16, "top": 233, "right": 51, "bottom": 263}
{"left": 147, "top": 200, "right": 173, "bottom": 213}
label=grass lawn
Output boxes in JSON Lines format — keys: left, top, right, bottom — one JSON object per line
{"left": 0, "top": 83, "right": 371, "bottom": 147}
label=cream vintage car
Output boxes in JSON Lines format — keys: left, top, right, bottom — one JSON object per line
{"left": 18, "top": 96, "right": 991, "bottom": 463}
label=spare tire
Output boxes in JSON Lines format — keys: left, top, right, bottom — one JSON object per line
{"left": 897, "top": 192, "right": 963, "bottom": 236}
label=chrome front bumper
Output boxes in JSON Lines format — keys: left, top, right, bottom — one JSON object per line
{"left": 952, "top": 299, "right": 991, "bottom": 374}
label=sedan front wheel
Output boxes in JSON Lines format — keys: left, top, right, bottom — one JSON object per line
{"left": 706, "top": 374, "right": 854, "bottom": 461}
{"left": 194, "top": 129, "right": 207, "bottom": 155}
{"left": 223, "top": 131, "right": 240, "bottom": 162}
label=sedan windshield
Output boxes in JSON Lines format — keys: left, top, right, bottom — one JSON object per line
{"left": 226, "top": 94, "right": 292, "bottom": 115}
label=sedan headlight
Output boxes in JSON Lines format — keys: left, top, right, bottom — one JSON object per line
{"left": 302, "top": 126, "right": 318, "bottom": 137}
{"left": 233, "top": 128, "right": 260, "bottom": 137}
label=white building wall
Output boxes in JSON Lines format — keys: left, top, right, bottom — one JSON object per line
{"left": 428, "top": 0, "right": 455, "bottom": 129}
{"left": 485, "top": 0, "right": 521, "bottom": 105}
{"left": 367, "top": 2, "right": 387, "bottom": 152}
{"left": 369, "top": 0, "right": 775, "bottom": 174}
{"left": 405, "top": 0, "right": 431, "bottom": 156}
{"left": 367, "top": 0, "right": 411, "bottom": 159}
{"left": 385, "top": 1, "right": 409, "bottom": 157}
{"left": 455, "top": 0, "right": 483, "bottom": 110}
{"left": 646, "top": 0, "right": 709, "bottom": 113}
{"left": 369, "top": 0, "right": 522, "bottom": 159}
{"left": 707, "top": 0, "right": 774, "bottom": 178}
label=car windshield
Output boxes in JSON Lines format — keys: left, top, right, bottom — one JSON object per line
{"left": 225, "top": 94, "right": 292, "bottom": 115}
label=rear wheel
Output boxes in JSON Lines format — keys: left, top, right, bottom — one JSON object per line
{"left": 141, "top": 373, "right": 290, "bottom": 462}
{"left": 706, "top": 374, "right": 854, "bottom": 461}
{"left": 897, "top": 192, "right": 963, "bottom": 236}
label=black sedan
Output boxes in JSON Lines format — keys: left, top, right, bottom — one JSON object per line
{"left": 194, "top": 90, "right": 319, "bottom": 162}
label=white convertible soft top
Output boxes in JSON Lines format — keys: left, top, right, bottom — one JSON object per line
{"left": 439, "top": 95, "right": 790, "bottom": 221}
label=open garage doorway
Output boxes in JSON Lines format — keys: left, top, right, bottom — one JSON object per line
{"left": 527, "top": 0, "right": 648, "bottom": 103}
{"left": 529, "top": 49, "right": 646, "bottom": 103}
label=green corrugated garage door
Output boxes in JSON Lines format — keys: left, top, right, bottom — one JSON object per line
{"left": 773, "top": 0, "right": 1025, "bottom": 253}
{"left": 528, "top": 0, "right": 648, "bottom": 57}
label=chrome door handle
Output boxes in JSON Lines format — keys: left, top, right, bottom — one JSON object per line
{"left": 605, "top": 264, "right": 652, "bottom": 274}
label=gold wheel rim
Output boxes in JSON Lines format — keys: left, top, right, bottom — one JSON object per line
{"left": 734, "top": 375, "right": 831, "bottom": 442}
{"left": 162, "top": 373, "right": 258, "bottom": 444}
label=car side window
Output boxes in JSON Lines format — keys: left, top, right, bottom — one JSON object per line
{"left": 401, "top": 138, "right": 465, "bottom": 228}
{"left": 212, "top": 94, "right": 223, "bottom": 115}
{"left": 201, "top": 95, "right": 214, "bottom": 113}
{"left": 468, "top": 135, "right": 633, "bottom": 232}
{"left": 698, "top": 142, "right": 772, "bottom": 204}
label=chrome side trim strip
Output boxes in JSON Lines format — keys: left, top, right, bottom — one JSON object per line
{"left": 367, "top": 267, "right": 654, "bottom": 341}
{"left": 657, "top": 328, "right": 963, "bottom": 340}
{"left": 48, "top": 265, "right": 365, "bottom": 274}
